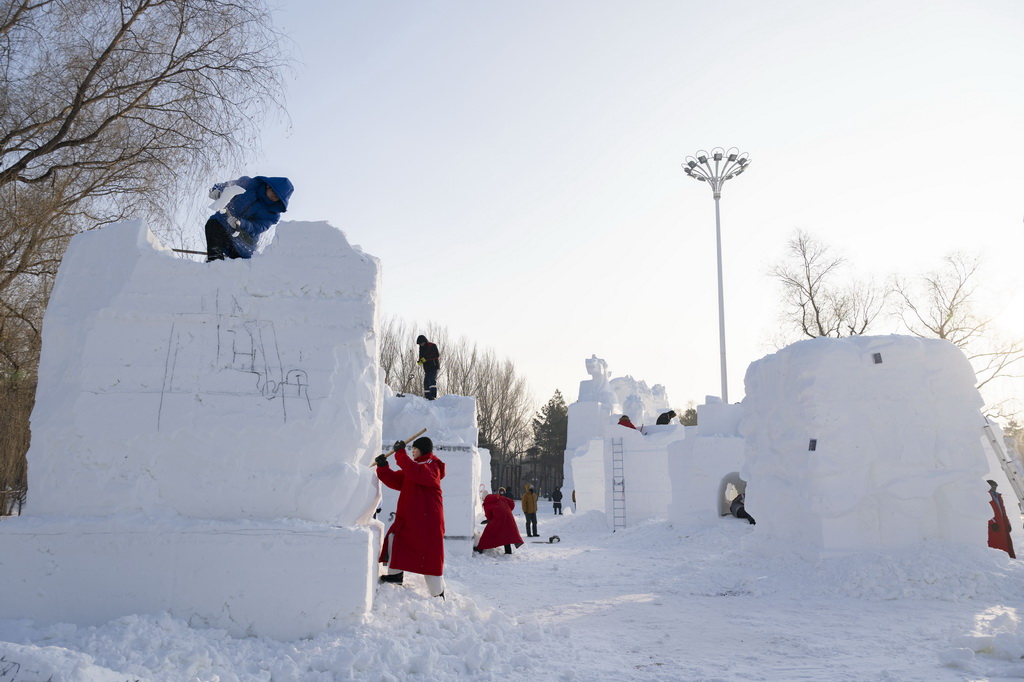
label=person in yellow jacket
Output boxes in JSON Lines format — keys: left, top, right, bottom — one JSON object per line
{"left": 521, "top": 483, "right": 539, "bottom": 537}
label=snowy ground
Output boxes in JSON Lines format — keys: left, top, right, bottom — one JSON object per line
{"left": 3, "top": 500, "right": 1024, "bottom": 681}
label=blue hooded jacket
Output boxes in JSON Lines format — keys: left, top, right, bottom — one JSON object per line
{"left": 210, "top": 176, "right": 294, "bottom": 258}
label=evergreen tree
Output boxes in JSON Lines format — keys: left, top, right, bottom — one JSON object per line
{"left": 529, "top": 390, "right": 568, "bottom": 494}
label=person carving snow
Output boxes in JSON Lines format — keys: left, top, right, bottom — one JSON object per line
{"left": 476, "top": 488, "right": 524, "bottom": 555}
{"left": 374, "top": 436, "right": 447, "bottom": 597}
{"left": 205, "top": 175, "right": 294, "bottom": 261}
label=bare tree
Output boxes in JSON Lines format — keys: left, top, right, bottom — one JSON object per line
{"left": 893, "top": 252, "right": 1024, "bottom": 392}
{"left": 770, "top": 229, "right": 888, "bottom": 339}
{"left": 0, "top": 0, "right": 289, "bottom": 511}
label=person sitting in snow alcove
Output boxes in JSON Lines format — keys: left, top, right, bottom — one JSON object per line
{"left": 205, "top": 175, "right": 294, "bottom": 261}
{"left": 475, "top": 487, "right": 524, "bottom": 555}
{"left": 987, "top": 479, "right": 1016, "bottom": 558}
{"left": 656, "top": 410, "right": 677, "bottom": 425}
{"left": 730, "top": 493, "right": 756, "bottom": 525}
{"left": 374, "top": 436, "right": 447, "bottom": 598}
{"left": 618, "top": 415, "right": 638, "bottom": 430}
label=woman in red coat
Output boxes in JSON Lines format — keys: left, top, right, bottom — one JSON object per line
{"left": 375, "top": 436, "right": 447, "bottom": 597}
{"left": 988, "top": 479, "right": 1016, "bottom": 559}
{"left": 476, "top": 488, "right": 524, "bottom": 555}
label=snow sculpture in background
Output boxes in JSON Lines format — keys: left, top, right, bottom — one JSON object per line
{"left": 578, "top": 355, "right": 618, "bottom": 407}
{"left": 622, "top": 393, "right": 647, "bottom": 427}
{"left": 610, "top": 375, "right": 671, "bottom": 426}
{"left": 741, "top": 335, "right": 992, "bottom": 557}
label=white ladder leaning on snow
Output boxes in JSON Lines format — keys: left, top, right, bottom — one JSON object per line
{"left": 983, "top": 418, "right": 1024, "bottom": 513}
{"left": 612, "top": 438, "right": 626, "bottom": 531}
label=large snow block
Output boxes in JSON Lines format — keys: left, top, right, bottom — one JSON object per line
{"left": 9, "top": 219, "right": 384, "bottom": 636}
{"left": 27, "top": 220, "right": 382, "bottom": 525}
{"left": 740, "top": 335, "right": 990, "bottom": 556}
{"left": 0, "top": 516, "right": 380, "bottom": 640}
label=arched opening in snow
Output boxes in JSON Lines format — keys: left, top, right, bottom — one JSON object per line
{"left": 718, "top": 472, "right": 746, "bottom": 517}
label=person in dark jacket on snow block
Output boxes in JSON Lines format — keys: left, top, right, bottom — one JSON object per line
{"left": 205, "top": 175, "right": 294, "bottom": 261}
{"left": 476, "top": 488, "right": 524, "bottom": 555}
{"left": 375, "top": 436, "right": 447, "bottom": 597}
{"left": 416, "top": 335, "right": 441, "bottom": 400}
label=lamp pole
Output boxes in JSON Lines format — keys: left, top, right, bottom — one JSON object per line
{"left": 682, "top": 147, "right": 751, "bottom": 404}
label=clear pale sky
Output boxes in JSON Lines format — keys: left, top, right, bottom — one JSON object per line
{"left": 253, "top": 0, "right": 1024, "bottom": 412}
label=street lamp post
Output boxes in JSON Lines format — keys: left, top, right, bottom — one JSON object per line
{"left": 681, "top": 147, "right": 751, "bottom": 404}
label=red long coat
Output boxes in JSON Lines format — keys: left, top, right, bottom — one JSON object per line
{"left": 376, "top": 447, "right": 446, "bottom": 575}
{"left": 477, "top": 493, "right": 524, "bottom": 551}
{"left": 989, "top": 489, "right": 1016, "bottom": 559}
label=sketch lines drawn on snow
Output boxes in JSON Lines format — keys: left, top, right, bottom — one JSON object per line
{"left": 158, "top": 291, "right": 311, "bottom": 430}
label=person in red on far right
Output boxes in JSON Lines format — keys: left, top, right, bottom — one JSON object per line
{"left": 987, "top": 479, "right": 1016, "bottom": 559}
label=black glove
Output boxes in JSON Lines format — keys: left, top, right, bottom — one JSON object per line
{"left": 374, "top": 454, "right": 389, "bottom": 468}
{"left": 392, "top": 440, "right": 406, "bottom": 452}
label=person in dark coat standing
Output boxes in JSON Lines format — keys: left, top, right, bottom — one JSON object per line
{"left": 988, "top": 479, "right": 1016, "bottom": 558}
{"left": 521, "top": 483, "right": 539, "bottom": 537}
{"left": 476, "top": 488, "right": 524, "bottom": 554}
{"left": 374, "top": 436, "right": 447, "bottom": 597}
{"left": 552, "top": 487, "right": 564, "bottom": 515}
{"left": 416, "top": 335, "right": 441, "bottom": 400}
{"left": 205, "top": 175, "right": 294, "bottom": 261}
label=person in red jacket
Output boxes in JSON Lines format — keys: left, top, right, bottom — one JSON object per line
{"left": 476, "top": 487, "right": 524, "bottom": 555}
{"left": 988, "top": 479, "right": 1016, "bottom": 559}
{"left": 618, "top": 415, "right": 637, "bottom": 430}
{"left": 375, "top": 436, "right": 447, "bottom": 597}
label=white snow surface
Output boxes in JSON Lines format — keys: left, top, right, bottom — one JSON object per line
{"left": 2, "top": 506, "right": 1024, "bottom": 681}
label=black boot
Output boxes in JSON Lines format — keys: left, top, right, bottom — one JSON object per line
{"left": 379, "top": 571, "right": 404, "bottom": 584}
{"left": 504, "top": 545, "right": 512, "bottom": 554}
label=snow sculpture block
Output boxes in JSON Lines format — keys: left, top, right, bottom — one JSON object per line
{"left": 696, "top": 397, "right": 744, "bottom": 437}
{"left": 667, "top": 432, "right": 745, "bottom": 524}
{"left": 0, "top": 220, "right": 384, "bottom": 638}
{"left": 740, "top": 335, "right": 991, "bottom": 557}
{"left": 379, "top": 391, "right": 482, "bottom": 539}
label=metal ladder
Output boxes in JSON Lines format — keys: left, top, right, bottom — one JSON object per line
{"left": 611, "top": 438, "right": 626, "bottom": 531}
{"left": 983, "top": 420, "right": 1024, "bottom": 513}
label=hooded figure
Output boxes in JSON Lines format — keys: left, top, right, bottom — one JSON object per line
{"left": 476, "top": 489, "right": 524, "bottom": 554}
{"left": 206, "top": 175, "right": 294, "bottom": 260}
{"left": 375, "top": 436, "right": 447, "bottom": 596}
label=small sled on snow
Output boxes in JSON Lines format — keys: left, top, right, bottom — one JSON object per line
{"left": 531, "top": 535, "right": 560, "bottom": 544}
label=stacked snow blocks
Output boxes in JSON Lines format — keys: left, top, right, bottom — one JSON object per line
{"left": 740, "top": 335, "right": 990, "bottom": 557}
{"left": 0, "top": 220, "right": 384, "bottom": 638}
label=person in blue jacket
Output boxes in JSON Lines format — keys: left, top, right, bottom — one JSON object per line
{"left": 205, "top": 175, "right": 294, "bottom": 261}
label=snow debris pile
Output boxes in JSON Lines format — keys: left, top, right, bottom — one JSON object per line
{"left": 0, "top": 220, "right": 385, "bottom": 638}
